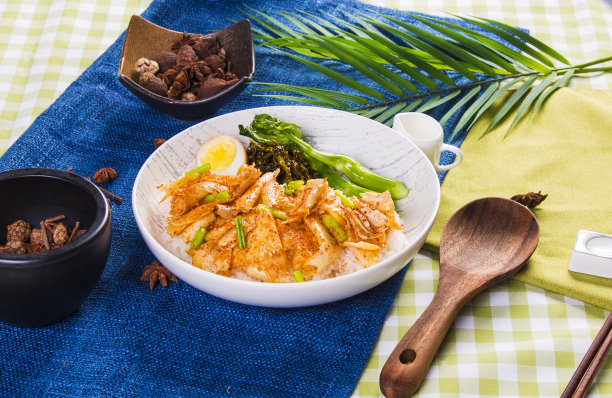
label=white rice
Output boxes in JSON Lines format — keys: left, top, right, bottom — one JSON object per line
{"left": 311, "top": 227, "right": 409, "bottom": 281}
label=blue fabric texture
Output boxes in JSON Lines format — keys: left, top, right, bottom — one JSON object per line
{"left": 0, "top": 1, "right": 519, "bottom": 396}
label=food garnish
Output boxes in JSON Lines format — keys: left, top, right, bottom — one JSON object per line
{"left": 322, "top": 215, "right": 348, "bottom": 243}
{"left": 235, "top": 216, "right": 246, "bottom": 249}
{"left": 239, "top": 114, "right": 409, "bottom": 200}
{"left": 196, "top": 135, "right": 246, "bottom": 175}
{"left": 140, "top": 260, "right": 178, "bottom": 290}
{"left": 185, "top": 162, "right": 211, "bottom": 176}
{"left": 293, "top": 269, "right": 305, "bottom": 283}
{"left": 335, "top": 191, "right": 354, "bottom": 208}
{"left": 191, "top": 227, "right": 207, "bottom": 248}
{"left": 283, "top": 180, "right": 304, "bottom": 195}
{"left": 257, "top": 204, "right": 288, "bottom": 220}
{"left": 246, "top": 141, "right": 320, "bottom": 184}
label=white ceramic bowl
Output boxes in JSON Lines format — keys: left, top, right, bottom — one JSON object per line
{"left": 133, "top": 106, "right": 440, "bottom": 307}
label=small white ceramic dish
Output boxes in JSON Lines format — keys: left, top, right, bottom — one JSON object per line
{"left": 132, "top": 106, "right": 440, "bottom": 307}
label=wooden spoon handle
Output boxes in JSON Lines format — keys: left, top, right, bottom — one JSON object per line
{"left": 379, "top": 281, "right": 473, "bottom": 397}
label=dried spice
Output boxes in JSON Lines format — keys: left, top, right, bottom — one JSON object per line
{"left": 140, "top": 260, "right": 178, "bottom": 290}
{"left": 511, "top": 191, "right": 548, "bottom": 208}
{"left": 1, "top": 216, "right": 87, "bottom": 255}
{"left": 7, "top": 220, "right": 31, "bottom": 242}
{"left": 153, "top": 138, "right": 166, "bottom": 148}
{"left": 132, "top": 33, "right": 239, "bottom": 101}
{"left": 93, "top": 167, "right": 118, "bottom": 184}
{"left": 246, "top": 141, "right": 321, "bottom": 184}
{"left": 134, "top": 57, "right": 159, "bottom": 75}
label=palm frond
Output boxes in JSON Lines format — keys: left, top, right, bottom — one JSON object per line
{"left": 243, "top": 8, "right": 612, "bottom": 138}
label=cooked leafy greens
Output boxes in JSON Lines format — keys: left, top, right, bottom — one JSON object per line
{"left": 246, "top": 141, "right": 321, "bottom": 184}
{"left": 238, "top": 114, "right": 409, "bottom": 199}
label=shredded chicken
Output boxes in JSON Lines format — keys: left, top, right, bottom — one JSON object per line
{"left": 160, "top": 165, "right": 403, "bottom": 282}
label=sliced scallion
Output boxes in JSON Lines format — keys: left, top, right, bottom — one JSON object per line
{"left": 191, "top": 227, "right": 207, "bottom": 248}
{"left": 256, "top": 204, "right": 288, "bottom": 220}
{"left": 235, "top": 216, "right": 246, "bottom": 249}
{"left": 283, "top": 180, "right": 304, "bottom": 195}
{"left": 215, "top": 191, "right": 231, "bottom": 200}
{"left": 185, "top": 163, "right": 211, "bottom": 176}
{"left": 293, "top": 269, "right": 305, "bottom": 283}
{"left": 322, "top": 215, "right": 348, "bottom": 243}
{"left": 335, "top": 191, "right": 355, "bottom": 208}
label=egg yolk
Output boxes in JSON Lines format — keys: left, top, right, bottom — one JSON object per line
{"left": 199, "top": 137, "right": 237, "bottom": 171}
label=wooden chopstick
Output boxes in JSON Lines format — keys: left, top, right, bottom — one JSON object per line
{"left": 561, "top": 312, "right": 612, "bottom": 398}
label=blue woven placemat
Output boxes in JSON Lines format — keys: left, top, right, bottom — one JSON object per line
{"left": 0, "top": 1, "right": 517, "bottom": 396}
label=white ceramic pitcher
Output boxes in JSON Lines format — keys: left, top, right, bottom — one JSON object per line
{"left": 392, "top": 112, "right": 463, "bottom": 172}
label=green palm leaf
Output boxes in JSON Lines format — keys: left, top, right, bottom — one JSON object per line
{"left": 481, "top": 75, "right": 539, "bottom": 137}
{"left": 528, "top": 69, "right": 574, "bottom": 120}
{"left": 423, "top": 16, "right": 551, "bottom": 73}
{"left": 440, "top": 86, "right": 481, "bottom": 127}
{"left": 453, "top": 14, "right": 556, "bottom": 68}
{"left": 475, "top": 17, "right": 571, "bottom": 65}
{"left": 506, "top": 72, "right": 557, "bottom": 134}
{"left": 244, "top": 8, "right": 612, "bottom": 138}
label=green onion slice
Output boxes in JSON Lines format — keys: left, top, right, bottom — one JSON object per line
{"left": 235, "top": 216, "right": 246, "bottom": 249}
{"left": 185, "top": 163, "right": 211, "bottom": 176}
{"left": 335, "top": 191, "right": 355, "bottom": 208}
{"left": 322, "top": 215, "right": 348, "bottom": 243}
{"left": 283, "top": 180, "right": 305, "bottom": 195}
{"left": 204, "top": 190, "right": 231, "bottom": 204}
{"left": 293, "top": 269, "right": 305, "bottom": 283}
{"left": 191, "top": 227, "right": 207, "bottom": 248}
{"left": 256, "top": 204, "right": 288, "bottom": 220}
{"left": 215, "top": 191, "right": 231, "bottom": 200}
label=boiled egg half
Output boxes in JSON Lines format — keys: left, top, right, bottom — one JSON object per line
{"left": 195, "top": 135, "right": 246, "bottom": 175}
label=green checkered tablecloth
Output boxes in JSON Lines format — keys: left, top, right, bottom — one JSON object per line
{"left": 1, "top": 1, "right": 611, "bottom": 396}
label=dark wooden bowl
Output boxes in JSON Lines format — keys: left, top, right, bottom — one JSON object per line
{"left": 118, "top": 16, "right": 255, "bottom": 122}
{"left": 0, "top": 168, "right": 112, "bottom": 328}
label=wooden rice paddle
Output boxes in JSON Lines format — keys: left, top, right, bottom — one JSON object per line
{"left": 380, "top": 197, "right": 540, "bottom": 397}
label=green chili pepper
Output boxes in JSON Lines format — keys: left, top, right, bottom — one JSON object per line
{"left": 256, "top": 204, "right": 288, "bottom": 220}
{"left": 293, "top": 269, "right": 305, "bottom": 283}
{"left": 191, "top": 227, "right": 207, "bottom": 248}
{"left": 322, "top": 215, "right": 348, "bottom": 243}
{"left": 204, "top": 194, "right": 215, "bottom": 203}
{"left": 184, "top": 163, "right": 211, "bottom": 176}
{"left": 235, "top": 216, "right": 246, "bottom": 249}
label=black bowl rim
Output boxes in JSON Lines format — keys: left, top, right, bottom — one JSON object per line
{"left": 117, "top": 17, "right": 255, "bottom": 106}
{"left": 0, "top": 168, "right": 111, "bottom": 266}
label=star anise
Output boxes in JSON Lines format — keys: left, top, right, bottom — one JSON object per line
{"left": 171, "top": 32, "right": 199, "bottom": 52}
{"left": 140, "top": 261, "right": 178, "bottom": 290}
{"left": 93, "top": 167, "right": 118, "bottom": 183}
{"left": 511, "top": 191, "right": 548, "bottom": 208}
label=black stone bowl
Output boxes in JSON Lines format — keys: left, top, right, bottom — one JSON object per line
{"left": 0, "top": 168, "right": 111, "bottom": 327}
{"left": 117, "top": 16, "right": 255, "bottom": 122}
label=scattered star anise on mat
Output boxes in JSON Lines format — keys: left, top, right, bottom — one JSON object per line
{"left": 140, "top": 261, "right": 178, "bottom": 290}
{"left": 92, "top": 167, "right": 117, "bottom": 183}
{"left": 511, "top": 191, "right": 548, "bottom": 209}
